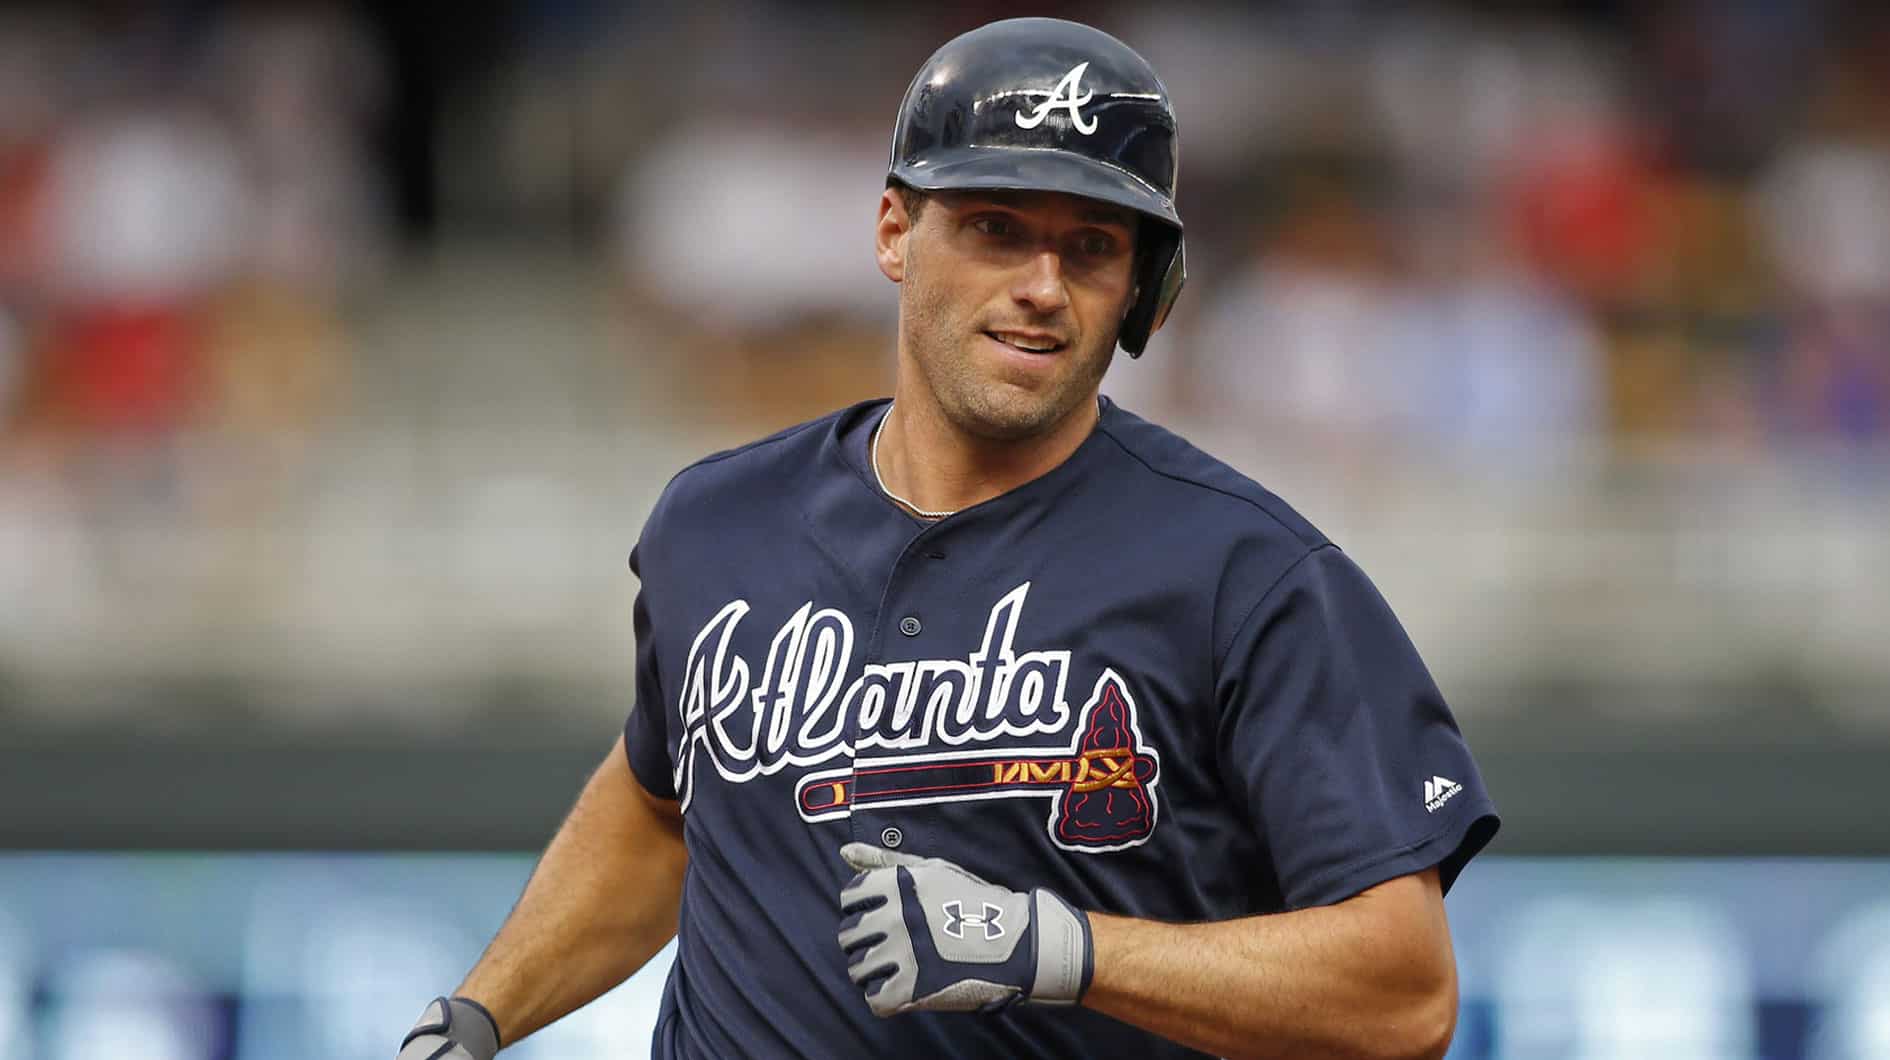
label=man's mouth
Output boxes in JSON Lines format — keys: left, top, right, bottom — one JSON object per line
{"left": 985, "top": 330, "right": 1066, "bottom": 354}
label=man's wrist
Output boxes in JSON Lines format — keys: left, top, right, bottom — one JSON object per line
{"left": 1075, "top": 910, "right": 1140, "bottom": 1014}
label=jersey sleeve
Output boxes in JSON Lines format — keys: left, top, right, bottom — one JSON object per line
{"left": 623, "top": 541, "right": 679, "bottom": 800}
{"left": 1216, "top": 544, "right": 1498, "bottom": 909}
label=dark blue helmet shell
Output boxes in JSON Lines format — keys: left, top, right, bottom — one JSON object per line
{"left": 889, "top": 18, "right": 1186, "bottom": 356}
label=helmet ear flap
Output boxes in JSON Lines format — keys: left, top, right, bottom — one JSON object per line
{"left": 1118, "top": 229, "right": 1185, "bottom": 358}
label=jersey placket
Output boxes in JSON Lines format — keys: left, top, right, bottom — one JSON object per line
{"left": 842, "top": 521, "right": 957, "bottom": 856}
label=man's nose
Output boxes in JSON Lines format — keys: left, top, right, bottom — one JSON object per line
{"left": 1013, "top": 250, "right": 1071, "bottom": 315}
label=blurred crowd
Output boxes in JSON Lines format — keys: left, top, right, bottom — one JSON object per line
{"left": 611, "top": 2, "right": 1890, "bottom": 469}
{"left": 5, "top": 3, "right": 1890, "bottom": 502}
{"left": 1, "top": 1, "right": 1888, "bottom": 688}
{"left": 0, "top": 4, "right": 383, "bottom": 540}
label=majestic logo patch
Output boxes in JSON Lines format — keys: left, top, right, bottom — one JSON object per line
{"left": 670, "top": 582, "right": 1162, "bottom": 852}
{"left": 1015, "top": 61, "right": 1098, "bottom": 135}
{"left": 1423, "top": 775, "right": 1462, "bottom": 813}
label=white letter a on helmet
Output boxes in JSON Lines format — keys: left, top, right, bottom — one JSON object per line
{"left": 1015, "top": 62, "right": 1098, "bottom": 135}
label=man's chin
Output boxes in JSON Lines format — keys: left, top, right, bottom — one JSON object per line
{"left": 949, "top": 388, "right": 1082, "bottom": 443}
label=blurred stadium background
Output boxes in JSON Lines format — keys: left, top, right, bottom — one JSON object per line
{"left": 1, "top": 1, "right": 1887, "bottom": 1057}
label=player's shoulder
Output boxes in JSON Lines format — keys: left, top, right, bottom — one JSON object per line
{"left": 673, "top": 406, "right": 847, "bottom": 482}
{"left": 1094, "top": 398, "right": 1328, "bottom": 552}
{"left": 642, "top": 402, "right": 862, "bottom": 528}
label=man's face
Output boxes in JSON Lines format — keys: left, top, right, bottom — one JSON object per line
{"left": 878, "top": 188, "right": 1138, "bottom": 441}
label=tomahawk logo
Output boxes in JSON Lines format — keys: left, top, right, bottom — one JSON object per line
{"left": 1015, "top": 61, "right": 1098, "bottom": 135}
{"left": 797, "top": 668, "right": 1161, "bottom": 853}
{"left": 1424, "top": 776, "right": 1462, "bottom": 813}
{"left": 942, "top": 900, "right": 1005, "bottom": 941}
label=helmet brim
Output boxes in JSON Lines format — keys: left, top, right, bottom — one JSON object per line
{"left": 891, "top": 148, "right": 1180, "bottom": 232}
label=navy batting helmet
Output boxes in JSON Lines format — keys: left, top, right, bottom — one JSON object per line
{"left": 888, "top": 18, "right": 1185, "bottom": 357}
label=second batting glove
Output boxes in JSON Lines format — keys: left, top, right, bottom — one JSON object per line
{"left": 397, "top": 996, "right": 500, "bottom": 1060}
{"left": 836, "top": 842, "right": 1093, "bottom": 1017}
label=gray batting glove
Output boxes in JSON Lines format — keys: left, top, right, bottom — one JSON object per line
{"left": 837, "top": 842, "right": 1093, "bottom": 1017}
{"left": 397, "top": 996, "right": 501, "bottom": 1060}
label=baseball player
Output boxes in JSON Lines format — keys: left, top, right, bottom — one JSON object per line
{"left": 399, "top": 17, "right": 1497, "bottom": 1060}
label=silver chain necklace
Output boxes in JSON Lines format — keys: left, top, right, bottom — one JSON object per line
{"left": 871, "top": 406, "right": 958, "bottom": 520}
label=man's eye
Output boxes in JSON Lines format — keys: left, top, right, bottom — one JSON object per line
{"left": 973, "top": 218, "right": 1015, "bottom": 237}
{"left": 1081, "top": 229, "right": 1118, "bottom": 256}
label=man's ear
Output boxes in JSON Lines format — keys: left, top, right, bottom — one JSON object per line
{"left": 876, "top": 188, "right": 911, "bottom": 283}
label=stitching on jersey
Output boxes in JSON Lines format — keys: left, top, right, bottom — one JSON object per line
{"left": 1092, "top": 418, "right": 1324, "bottom": 549}
{"left": 1213, "top": 543, "right": 1333, "bottom": 673}
{"left": 1092, "top": 415, "right": 1330, "bottom": 675}
{"left": 664, "top": 413, "right": 837, "bottom": 486}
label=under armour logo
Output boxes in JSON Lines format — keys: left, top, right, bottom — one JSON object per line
{"left": 941, "top": 900, "right": 1006, "bottom": 941}
{"left": 1015, "top": 62, "right": 1097, "bottom": 135}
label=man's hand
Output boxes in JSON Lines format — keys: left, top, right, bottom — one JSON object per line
{"left": 836, "top": 842, "right": 1093, "bottom": 1017}
{"left": 397, "top": 996, "right": 500, "bottom": 1060}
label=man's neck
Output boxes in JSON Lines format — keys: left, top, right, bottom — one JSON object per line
{"left": 876, "top": 387, "right": 1100, "bottom": 517}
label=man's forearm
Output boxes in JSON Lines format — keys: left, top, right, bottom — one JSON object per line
{"left": 1081, "top": 870, "right": 1456, "bottom": 1060}
{"left": 456, "top": 737, "right": 687, "bottom": 1047}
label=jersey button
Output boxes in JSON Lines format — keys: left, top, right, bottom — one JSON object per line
{"left": 898, "top": 616, "right": 921, "bottom": 637}
{"left": 880, "top": 826, "right": 904, "bottom": 848}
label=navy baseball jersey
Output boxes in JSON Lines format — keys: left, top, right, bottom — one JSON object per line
{"left": 624, "top": 397, "right": 1499, "bottom": 1059}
